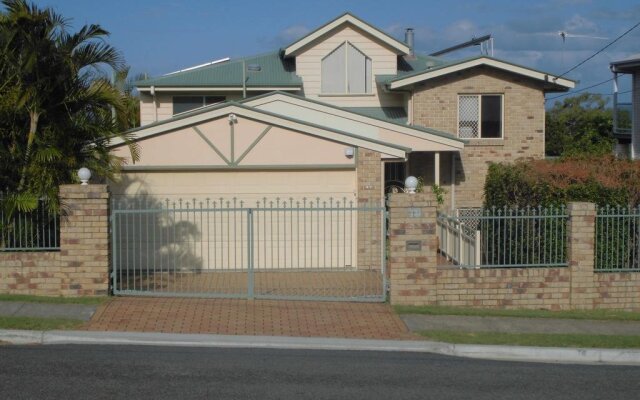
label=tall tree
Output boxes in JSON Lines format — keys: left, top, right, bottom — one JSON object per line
{"left": 545, "top": 93, "right": 615, "bottom": 157}
{"left": 0, "top": 0, "right": 138, "bottom": 213}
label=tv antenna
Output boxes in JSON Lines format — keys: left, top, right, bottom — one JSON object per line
{"left": 558, "top": 31, "right": 609, "bottom": 43}
{"left": 536, "top": 31, "right": 609, "bottom": 70}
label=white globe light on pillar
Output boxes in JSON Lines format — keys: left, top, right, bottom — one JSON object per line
{"left": 77, "top": 167, "right": 91, "bottom": 185}
{"left": 404, "top": 176, "right": 418, "bottom": 194}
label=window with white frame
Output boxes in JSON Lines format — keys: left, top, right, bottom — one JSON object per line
{"left": 458, "top": 95, "right": 503, "bottom": 138}
{"left": 321, "top": 42, "right": 372, "bottom": 94}
{"left": 173, "top": 95, "right": 225, "bottom": 115}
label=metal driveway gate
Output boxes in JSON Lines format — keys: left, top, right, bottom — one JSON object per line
{"left": 111, "top": 197, "right": 386, "bottom": 302}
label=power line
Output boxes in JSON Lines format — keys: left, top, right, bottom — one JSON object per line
{"left": 615, "top": 89, "right": 633, "bottom": 96}
{"left": 546, "top": 87, "right": 632, "bottom": 102}
{"left": 545, "top": 78, "right": 614, "bottom": 101}
{"left": 555, "top": 20, "right": 640, "bottom": 80}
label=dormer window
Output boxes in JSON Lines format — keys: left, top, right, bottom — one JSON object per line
{"left": 321, "top": 42, "right": 372, "bottom": 94}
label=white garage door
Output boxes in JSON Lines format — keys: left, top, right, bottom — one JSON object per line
{"left": 110, "top": 169, "right": 356, "bottom": 204}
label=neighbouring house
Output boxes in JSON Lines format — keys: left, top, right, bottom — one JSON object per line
{"left": 108, "top": 12, "right": 575, "bottom": 212}
{"left": 611, "top": 54, "right": 640, "bottom": 159}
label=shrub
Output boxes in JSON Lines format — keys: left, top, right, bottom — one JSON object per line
{"left": 484, "top": 155, "right": 640, "bottom": 209}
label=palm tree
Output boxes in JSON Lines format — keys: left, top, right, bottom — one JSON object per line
{"left": 113, "top": 66, "right": 146, "bottom": 131}
{"left": 0, "top": 0, "right": 138, "bottom": 214}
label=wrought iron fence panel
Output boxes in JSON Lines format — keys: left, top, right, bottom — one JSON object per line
{"left": 596, "top": 206, "right": 640, "bottom": 272}
{"left": 0, "top": 196, "right": 59, "bottom": 251}
{"left": 437, "top": 206, "right": 568, "bottom": 268}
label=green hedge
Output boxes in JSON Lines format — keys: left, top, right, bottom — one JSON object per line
{"left": 483, "top": 156, "right": 636, "bottom": 209}
{"left": 483, "top": 156, "right": 640, "bottom": 270}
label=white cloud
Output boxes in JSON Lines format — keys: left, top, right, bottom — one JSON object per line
{"left": 563, "top": 14, "right": 600, "bottom": 34}
{"left": 276, "top": 25, "right": 311, "bottom": 44}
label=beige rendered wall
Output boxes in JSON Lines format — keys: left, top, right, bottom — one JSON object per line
{"left": 412, "top": 66, "right": 546, "bottom": 209}
{"left": 112, "top": 115, "right": 356, "bottom": 168}
{"left": 295, "top": 24, "right": 404, "bottom": 108}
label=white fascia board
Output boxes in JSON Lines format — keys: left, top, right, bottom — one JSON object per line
{"left": 284, "top": 14, "right": 409, "bottom": 57}
{"left": 389, "top": 58, "right": 576, "bottom": 90}
{"left": 244, "top": 94, "right": 465, "bottom": 150}
{"left": 109, "top": 105, "right": 407, "bottom": 158}
{"left": 136, "top": 86, "right": 302, "bottom": 92}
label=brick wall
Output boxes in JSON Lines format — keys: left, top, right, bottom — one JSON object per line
{"left": 567, "top": 202, "right": 597, "bottom": 309}
{"left": 387, "top": 193, "right": 438, "bottom": 304}
{"left": 388, "top": 195, "right": 640, "bottom": 310}
{"left": 356, "top": 148, "right": 384, "bottom": 269}
{"left": 594, "top": 272, "right": 640, "bottom": 310}
{"left": 434, "top": 268, "right": 572, "bottom": 310}
{"left": 0, "top": 185, "right": 110, "bottom": 297}
{"left": 412, "top": 66, "right": 545, "bottom": 208}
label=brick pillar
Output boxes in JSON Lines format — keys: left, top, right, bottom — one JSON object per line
{"left": 567, "top": 202, "right": 597, "bottom": 309}
{"left": 59, "top": 184, "right": 110, "bottom": 296}
{"left": 388, "top": 192, "right": 438, "bottom": 305}
{"left": 357, "top": 148, "right": 383, "bottom": 269}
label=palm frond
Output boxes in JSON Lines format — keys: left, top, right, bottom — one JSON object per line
{"left": 71, "top": 40, "right": 123, "bottom": 71}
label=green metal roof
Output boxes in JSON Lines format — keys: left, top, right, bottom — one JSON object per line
{"left": 376, "top": 54, "right": 449, "bottom": 85}
{"left": 344, "top": 107, "right": 407, "bottom": 124}
{"left": 396, "top": 54, "right": 448, "bottom": 77}
{"left": 381, "top": 55, "right": 577, "bottom": 87}
{"left": 135, "top": 51, "right": 302, "bottom": 88}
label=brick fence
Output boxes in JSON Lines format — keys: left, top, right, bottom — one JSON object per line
{"left": 2, "top": 184, "right": 640, "bottom": 309}
{"left": 388, "top": 193, "right": 640, "bottom": 311}
{"left": 0, "top": 185, "right": 109, "bottom": 297}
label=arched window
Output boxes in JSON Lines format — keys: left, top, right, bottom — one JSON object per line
{"left": 321, "top": 42, "right": 372, "bottom": 94}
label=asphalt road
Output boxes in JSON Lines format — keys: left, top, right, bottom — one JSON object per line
{"left": 1, "top": 344, "right": 639, "bottom": 399}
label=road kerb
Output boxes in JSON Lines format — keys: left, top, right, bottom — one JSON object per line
{"left": 1, "top": 329, "right": 640, "bottom": 366}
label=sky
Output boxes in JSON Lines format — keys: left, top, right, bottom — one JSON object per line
{"left": 32, "top": 0, "right": 640, "bottom": 104}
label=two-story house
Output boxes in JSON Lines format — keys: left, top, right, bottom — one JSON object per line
{"left": 109, "top": 13, "right": 575, "bottom": 211}
{"left": 611, "top": 54, "right": 640, "bottom": 159}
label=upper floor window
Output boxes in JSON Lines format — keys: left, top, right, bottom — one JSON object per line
{"left": 321, "top": 42, "right": 372, "bottom": 94}
{"left": 458, "top": 95, "right": 503, "bottom": 139}
{"left": 173, "top": 95, "right": 225, "bottom": 115}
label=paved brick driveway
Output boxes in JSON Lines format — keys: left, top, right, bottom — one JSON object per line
{"left": 83, "top": 297, "right": 413, "bottom": 340}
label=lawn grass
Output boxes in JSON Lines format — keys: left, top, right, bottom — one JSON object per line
{"left": 418, "top": 330, "right": 640, "bottom": 348}
{"left": 0, "top": 294, "right": 108, "bottom": 305}
{"left": 394, "top": 305, "right": 640, "bottom": 321}
{"left": 0, "top": 316, "right": 84, "bottom": 330}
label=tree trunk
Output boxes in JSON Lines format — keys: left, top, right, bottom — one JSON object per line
{"left": 17, "top": 110, "right": 40, "bottom": 192}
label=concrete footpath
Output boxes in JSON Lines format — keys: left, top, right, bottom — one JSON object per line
{"left": 2, "top": 329, "right": 640, "bottom": 366}
{"left": 2, "top": 298, "right": 640, "bottom": 366}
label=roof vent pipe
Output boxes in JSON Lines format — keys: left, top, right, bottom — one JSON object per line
{"left": 405, "top": 28, "right": 415, "bottom": 56}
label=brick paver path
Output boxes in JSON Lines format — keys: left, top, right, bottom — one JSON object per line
{"left": 83, "top": 297, "right": 412, "bottom": 340}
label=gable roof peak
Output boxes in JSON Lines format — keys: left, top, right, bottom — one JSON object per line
{"left": 283, "top": 12, "right": 410, "bottom": 57}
